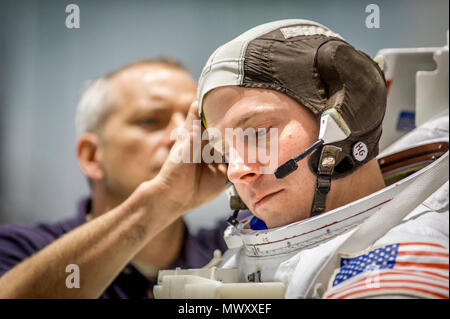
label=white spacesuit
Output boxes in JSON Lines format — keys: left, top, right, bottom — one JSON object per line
{"left": 218, "top": 115, "right": 449, "bottom": 299}
{"left": 154, "top": 20, "right": 449, "bottom": 299}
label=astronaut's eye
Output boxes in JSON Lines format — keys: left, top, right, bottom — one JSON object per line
{"left": 257, "top": 128, "right": 268, "bottom": 137}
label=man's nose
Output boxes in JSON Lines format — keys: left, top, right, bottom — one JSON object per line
{"left": 227, "top": 148, "right": 261, "bottom": 184}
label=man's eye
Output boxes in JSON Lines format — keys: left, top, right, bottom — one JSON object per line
{"left": 140, "top": 119, "right": 156, "bottom": 127}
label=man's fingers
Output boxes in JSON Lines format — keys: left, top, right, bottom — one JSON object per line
{"left": 215, "top": 163, "right": 228, "bottom": 177}
{"left": 183, "top": 100, "right": 200, "bottom": 131}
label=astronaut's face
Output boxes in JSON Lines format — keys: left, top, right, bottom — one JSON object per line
{"left": 203, "top": 86, "right": 319, "bottom": 228}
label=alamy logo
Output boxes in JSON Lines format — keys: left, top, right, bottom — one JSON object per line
{"left": 65, "top": 4, "right": 80, "bottom": 29}
{"left": 365, "top": 4, "right": 380, "bottom": 29}
{"left": 169, "top": 121, "right": 279, "bottom": 174}
{"left": 364, "top": 265, "right": 381, "bottom": 288}
{"left": 65, "top": 264, "right": 80, "bottom": 288}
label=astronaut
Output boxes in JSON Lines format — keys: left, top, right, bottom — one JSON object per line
{"left": 154, "top": 19, "right": 449, "bottom": 299}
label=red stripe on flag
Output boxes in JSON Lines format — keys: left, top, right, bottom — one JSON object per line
{"left": 328, "top": 278, "right": 448, "bottom": 299}
{"left": 397, "top": 251, "right": 449, "bottom": 258}
{"left": 396, "top": 262, "right": 449, "bottom": 270}
{"left": 404, "top": 269, "right": 449, "bottom": 281}
{"left": 335, "top": 285, "right": 448, "bottom": 299}
{"left": 400, "top": 242, "right": 447, "bottom": 249}
{"left": 327, "top": 272, "right": 449, "bottom": 298}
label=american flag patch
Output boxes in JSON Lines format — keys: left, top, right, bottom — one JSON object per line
{"left": 324, "top": 242, "right": 449, "bottom": 299}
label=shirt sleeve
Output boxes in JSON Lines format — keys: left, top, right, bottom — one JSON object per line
{"left": 174, "top": 211, "right": 254, "bottom": 269}
{"left": 170, "top": 219, "right": 230, "bottom": 269}
{"left": 0, "top": 224, "right": 49, "bottom": 277}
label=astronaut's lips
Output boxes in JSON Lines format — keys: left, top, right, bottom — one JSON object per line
{"left": 253, "top": 189, "right": 284, "bottom": 208}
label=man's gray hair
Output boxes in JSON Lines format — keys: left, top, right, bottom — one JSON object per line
{"left": 75, "top": 77, "right": 113, "bottom": 137}
{"left": 75, "top": 57, "right": 187, "bottom": 137}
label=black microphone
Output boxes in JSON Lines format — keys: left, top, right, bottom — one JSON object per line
{"left": 274, "top": 139, "right": 324, "bottom": 179}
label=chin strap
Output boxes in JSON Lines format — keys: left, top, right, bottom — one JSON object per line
{"left": 310, "top": 145, "right": 342, "bottom": 217}
{"left": 226, "top": 188, "right": 248, "bottom": 227}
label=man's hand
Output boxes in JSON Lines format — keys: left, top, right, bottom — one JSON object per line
{"left": 154, "top": 101, "right": 228, "bottom": 212}
{"left": 0, "top": 101, "right": 227, "bottom": 298}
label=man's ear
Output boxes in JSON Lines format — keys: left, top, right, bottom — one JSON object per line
{"left": 76, "top": 133, "right": 105, "bottom": 181}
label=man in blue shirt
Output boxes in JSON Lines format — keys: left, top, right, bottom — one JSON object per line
{"left": 0, "top": 58, "right": 230, "bottom": 298}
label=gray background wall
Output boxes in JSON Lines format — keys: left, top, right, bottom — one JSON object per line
{"left": 0, "top": 0, "right": 448, "bottom": 232}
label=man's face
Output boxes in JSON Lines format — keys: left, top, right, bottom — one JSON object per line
{"left": 99, "top": 64, "right": 196, "bottom": 201}
{"left": 203, "top": 86, "right": 319, "bottom": 228}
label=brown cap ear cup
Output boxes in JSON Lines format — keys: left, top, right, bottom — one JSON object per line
{"left": 307, "top": 40, "right": 387, "bottom": 179}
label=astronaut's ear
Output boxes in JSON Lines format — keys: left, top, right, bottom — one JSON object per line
{"left": 76, "top": 132, "right": 105, "bottom": 181}
{"left": 313, "top": 40, "right": 386, "bottom": 178}
{"left": 316, "top": 40, "right": 386, "bottom": 134}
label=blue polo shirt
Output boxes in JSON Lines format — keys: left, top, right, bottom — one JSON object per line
{"left": 0, "top": 198, "right": 236, "bottom": 298}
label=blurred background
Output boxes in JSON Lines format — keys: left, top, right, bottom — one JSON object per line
{"left": 0, "top": 0, "right": 448, "bottom": 232}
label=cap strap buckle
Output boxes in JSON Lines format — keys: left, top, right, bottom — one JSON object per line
{"left": 310, "top": 145, "right": 341, "bottom": 217}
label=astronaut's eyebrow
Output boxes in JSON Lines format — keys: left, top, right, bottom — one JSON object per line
{"left": 234, "top": 115, "right": 253, "bottom": 128}
{"left": 231, "top": 108, "right": 272, "bottom": 128}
